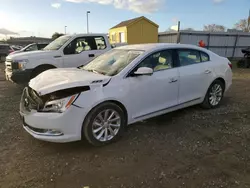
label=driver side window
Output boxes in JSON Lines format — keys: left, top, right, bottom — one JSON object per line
{"left": 136, "top": 50, "right": 173, "bottom": 72}
{"left": 63, "top": 37, "right": 95, "bottom": 55}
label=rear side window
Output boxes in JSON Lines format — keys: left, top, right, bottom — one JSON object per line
{"left": 200, "top": 52, "right": 210, "bottom": 62}
{"left": 95, "top": 36, "right": 106, "bottom": 50}
{"left": 177, "top": 49, "right": 201, "bottom": 66}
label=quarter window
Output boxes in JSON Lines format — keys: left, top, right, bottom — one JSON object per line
{"left": 178, "top": 49, "right": 201, "bottom": 66}
{"left": 136, "top": 50, "right": 173, "bottom": 72}
{"left": 201, "top": 52, "right": 210, "bottom": 62}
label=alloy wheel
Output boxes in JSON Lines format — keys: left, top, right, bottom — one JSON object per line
{"left": 209, "top": 84, "right": 223, "bottom": 106}
{"left": 92, "top": 109, "right": 121, "bottom": 142}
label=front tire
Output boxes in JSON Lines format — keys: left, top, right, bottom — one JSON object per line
{"left": 201, "top": 80, "right": 225, "bottom": 109}
{"left": 82, "top": 102, "right": 126, "bottom": 146}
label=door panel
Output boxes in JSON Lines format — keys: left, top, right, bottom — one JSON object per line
{"left": 127, "top": 69, "right": 179, "bottom": 119}
{"left": 126, "top": 49, "right": 179, "bottom": 119}
{"left": 63, "top": 36, "right": 108, "bottom": 68}
{"left": 177, "top": 49, "right": 214, "bottom": 104}
{"left": 63, "top": 52, "right": 92, "bottom": 68}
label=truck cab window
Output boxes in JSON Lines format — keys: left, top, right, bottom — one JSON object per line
{"left": 64, "top": 37, "right": 98, "bottom": 55}
{"left": 95, "top": 37, "right": 106, "bottom": 50}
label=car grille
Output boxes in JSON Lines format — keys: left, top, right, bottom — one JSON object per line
{"left": 20, "top": 87, "right": 44, "bottom": 113}
{"left": 5, "top": 59, "right": 18, "bottom": 72}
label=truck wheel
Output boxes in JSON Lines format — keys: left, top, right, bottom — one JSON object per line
{"left": 31, "top": 65, "right": 55, "bottom": 79}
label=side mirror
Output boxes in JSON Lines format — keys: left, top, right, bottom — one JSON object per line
{"left": 133, "top": 67, "right": 153, "bottom": 76}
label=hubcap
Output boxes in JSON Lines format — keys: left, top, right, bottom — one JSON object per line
{"left": 92, "top": 109, "right": 121, "bottom": 142}
{"left": 209, "top": 84, "right": 223, "bottom": 106}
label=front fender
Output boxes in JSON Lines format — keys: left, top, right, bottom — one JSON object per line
{"left": 28, "top": 57, "right": 60, "bottom": 69}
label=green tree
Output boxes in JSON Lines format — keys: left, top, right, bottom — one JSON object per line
{"left": 52, "top": 32, "right": 64, "bottom": 40}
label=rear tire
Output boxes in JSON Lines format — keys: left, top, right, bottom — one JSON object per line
{"left": 82, "top": 102, "right": 126, "bottom": 146}
{"left": 201, "top": 80, "right": 225, "bottom": 109}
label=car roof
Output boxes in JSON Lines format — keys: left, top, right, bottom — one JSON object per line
{"left": 67, "top": 33, "right": 107, "bottom": 38}
{"left": 116, "top": 43, "right": 208, "bottom": 52}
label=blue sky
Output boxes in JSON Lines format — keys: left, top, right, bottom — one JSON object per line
{"left": 0, "top": 0, "right": 249, "bottom": 38}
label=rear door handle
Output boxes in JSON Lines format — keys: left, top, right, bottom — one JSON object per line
{"left": 205, "top": 70, "right": 211, "bottom": 74}
{"left": 89, "top": 54, "right": 95, "bottom": 57}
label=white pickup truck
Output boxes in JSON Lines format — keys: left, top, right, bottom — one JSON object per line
{"left": 5, "top": 33, "right": 112, "bottom": 84}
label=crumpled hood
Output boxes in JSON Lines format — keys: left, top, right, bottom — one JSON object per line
{"left": 8, "top": 50, "right": 58, "bottom": 60}
{"left": 29, "top": 68, "right": 111, "bottom": 95}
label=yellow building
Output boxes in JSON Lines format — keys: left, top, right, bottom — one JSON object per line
{"left": 109, "top": 16, "right": 159, "bottom": 44}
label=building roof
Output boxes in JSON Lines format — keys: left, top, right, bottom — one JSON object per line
{"left": 110, "top": 16, "right": 159, "bottom": 29}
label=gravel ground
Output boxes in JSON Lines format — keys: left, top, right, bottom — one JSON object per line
{"left": 1, "top": 63, "right": 250, "bottom": 188}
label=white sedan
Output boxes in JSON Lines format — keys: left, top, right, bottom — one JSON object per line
{"left": 20, "top": 43, "right": 232, "bottom": 146}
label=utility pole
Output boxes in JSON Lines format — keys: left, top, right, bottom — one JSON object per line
{"left": 177, "top": 21, "right": 181, "bottom": 32}
{"left": 177, "top": 21, "right": 181, "bottom": 43}
{"left": 64, "top": 26, "right": 67, "bottom": 34}
{"left": 87, "top": 11, "right": 90, "bottom": 33}
{"left": 248, "top": 9, "right": 250, "bottom": 29}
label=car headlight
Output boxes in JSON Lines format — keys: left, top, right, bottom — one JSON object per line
{"left": 42, "top": 95, "right": 78, "bottom": 113}
{"left": 15, "top": 59, "right": 29, "bottom": 70}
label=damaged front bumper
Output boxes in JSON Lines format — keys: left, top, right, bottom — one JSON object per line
{"left": 20, "top": 108, "right": 84, "bottom": 143}
{"left": 20, "top": 87, "right": 88, "bottom": 143}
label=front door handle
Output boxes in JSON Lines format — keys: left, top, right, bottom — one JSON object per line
{"left": 89, "top": 54, "right": 95, "bottom": 57}
{"left": 169, "top": 78, "right": 178, "bottom": 83}
{"left": 205, "top": 70, "right": 211, "bottom": 74}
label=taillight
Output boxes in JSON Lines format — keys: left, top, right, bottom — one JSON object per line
{"left": 228, "top": 62, "right": 232, "bottom": 69}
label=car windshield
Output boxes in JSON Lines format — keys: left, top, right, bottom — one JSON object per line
{"left": 43, "top": 35, "right": 71, "bottom": 51}
{"left": 81, "top": 49, "right": 144, "bottom": 76}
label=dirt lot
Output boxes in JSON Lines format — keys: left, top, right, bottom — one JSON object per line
{"left": 0, "top": 63, "right": 250, "bottom": 188}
